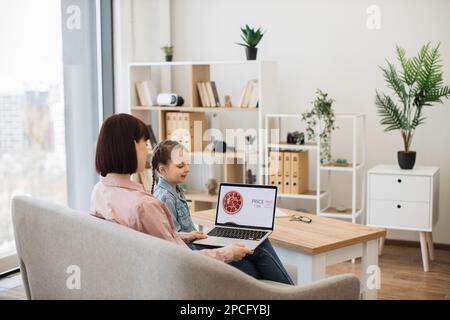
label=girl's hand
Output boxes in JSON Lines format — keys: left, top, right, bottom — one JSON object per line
{"left": 227, "top": 243, "right": 254, "bottom": 261}
{"left": 188, "top": 231, "right": 208, "bottom": 241}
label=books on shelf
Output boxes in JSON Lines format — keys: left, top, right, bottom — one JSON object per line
{"left": 238, "top": 79, "right": 259, "bottom": 108}
{"left": 196, "top": 81, "right": 221, "bottom": 107}
{"left": 209, "top": 81, "right": 221, "bottom": 107}
{"left": 268, "top": 150, "right": 309, "bottom": 195}
{"left": 197, "top": 82, "right": 209, "bottom": 107}
{"left": 135, "top": 80, "right": 157, "bottom": 106}
{"left": 206, "top": 82, "right": 216, "bottom": 107}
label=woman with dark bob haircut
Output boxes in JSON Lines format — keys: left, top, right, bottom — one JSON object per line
{"left": 91, "top": 114, "right": 283, "bottom": 277}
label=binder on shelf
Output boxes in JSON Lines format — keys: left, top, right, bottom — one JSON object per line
{"left": 166, "top": 112, "right": 180, "bottom": 140}
{"left": 268, "top": 151, "right": 279, "bottom": 188}
{"left": 290, "top": 151, "right": 309, "bottom": 194}
{"left": 180, "top": 113, "right": 192, "bottom": 148}
{"left": 269, "top": 150, "right": 284, "bottom": 193}
{"left": 277, "top": 151, "right": 284, "bottom": 193}
{"left": 269, "top": 174, "right": 276, "bottom": 187}
{"left": 165, "top": 112, "right": 173, "bottom": 138}
{"left": 165, "top": 112, "right": 206, "bottom": 152}
{"left": 283, "top": 152, "right": 291, "bottom": 194}
{"left": 135, "top": 80, "right": 157, "bottom": 106}
{"left": 176, "top": 113, "right": 185, "bottom": 144}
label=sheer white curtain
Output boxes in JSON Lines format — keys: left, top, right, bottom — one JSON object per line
{"left": 0, "top": 0, "right": 67, "bottom": 273}
{"left": 0, "top": 0, "right": 103, "bottom": 274}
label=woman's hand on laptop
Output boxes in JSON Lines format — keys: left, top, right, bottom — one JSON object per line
{"left": 228, "top": 243, "right": 254, "bottom": 261}
{"left": 187, "top": 231, "right": 208, "bottom": 241}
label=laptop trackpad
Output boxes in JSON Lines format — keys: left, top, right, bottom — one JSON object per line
{"left": 193, "top": 236, "right": 261, "bottom": 250}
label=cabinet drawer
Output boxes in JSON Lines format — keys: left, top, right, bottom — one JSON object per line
{"left": 368, "top": 200, "right": 430, "bottom": 230}
{"left": 369, "top": 174, "right": 430, "bottom": 202}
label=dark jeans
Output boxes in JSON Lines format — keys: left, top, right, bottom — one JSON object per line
{"left": 190, "top": 239, "right": 294, "bottom": 285}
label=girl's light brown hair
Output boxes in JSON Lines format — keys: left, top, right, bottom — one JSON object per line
{"left": 150, "top": 140, "right": 185, "bottom": 193}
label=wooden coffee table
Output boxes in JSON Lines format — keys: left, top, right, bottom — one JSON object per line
{"left": 191, "top": 207, "right": 386, "bottom": 300}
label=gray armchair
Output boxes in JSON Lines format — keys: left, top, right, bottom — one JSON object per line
{"left": 11, "top": 196, "right": 360, "bottom": 300}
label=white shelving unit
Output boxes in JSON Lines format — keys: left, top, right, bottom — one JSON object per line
{"left": 127, "top": 60, "right": 279, "bottom": 191}
{"left": 264, "top": 113, "right": 366, "bottom": 223}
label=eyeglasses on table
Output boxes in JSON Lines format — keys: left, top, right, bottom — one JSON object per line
{"left": 289, "top": 215, "right": 312, "bottom": 224}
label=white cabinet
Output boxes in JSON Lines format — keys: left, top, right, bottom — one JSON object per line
{"left": 369, "top": 174, "right": 431, "bottom": 203}
{"left": 369, "top": 200, "right": 430, "bottom": 230}
{"left": 367, "top": 165, "right": 440, "bottom": 272}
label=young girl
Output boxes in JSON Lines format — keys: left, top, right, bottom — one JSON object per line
{"left": 152, "top": 140, "right": 294, "bottom": 284}
{"left": 152, "top": 140, "right": 196, "bottom": 233}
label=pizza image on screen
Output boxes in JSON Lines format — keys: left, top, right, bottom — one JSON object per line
{"left": 222, "top": 191, "right": 243, "bottom": 215}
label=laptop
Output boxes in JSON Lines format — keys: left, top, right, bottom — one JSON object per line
{"left": 193, "top": 183, "right": 277, "bottom": 250}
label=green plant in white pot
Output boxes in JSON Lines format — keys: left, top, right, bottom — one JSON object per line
{"left": 301, "top": 89, "right": 337, "bottom": 165}
{"left": 376, "top": 43, "right": 450, "bottom": 169}
{"left": 161, "top": 45, "right": 174, "bottom": 62}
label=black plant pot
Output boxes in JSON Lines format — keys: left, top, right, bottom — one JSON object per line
{"left": 245, "top": 47, "right": 258, "bottom": 60}
{"left": 165, "top": 55, "right": 173, "bottom": 62}
{"left": 398, "top": 151, "right": 416, "bottom": 169}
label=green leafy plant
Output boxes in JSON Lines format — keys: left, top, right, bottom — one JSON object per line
{"left": 376, "top": 43, "right": 450, "bottom": 152}
{"left": 237, "top": 25, "right": 264, "bottom": 48}
{"left": 301, "top": 89, "right": 337, "bottom": 164}
{"left": 160, "top": 45, "right": 174, "bottom": 56}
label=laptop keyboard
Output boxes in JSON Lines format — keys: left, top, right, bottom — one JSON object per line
{"left": 208, "top": 227, "right": 268, "bottom": 241}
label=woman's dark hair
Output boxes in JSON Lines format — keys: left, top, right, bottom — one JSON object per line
{"left": 150, "top": 140, "right": 183, "bottom": 193}
{"left": 95, "top": 113, "right": 150, "bottom": 177}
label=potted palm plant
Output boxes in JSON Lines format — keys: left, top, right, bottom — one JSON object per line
{"left": 237, "top": 25, "right": 264, "bottom": 60}
{"left": 376, "top": 43, "right": 450, "bottom": 169}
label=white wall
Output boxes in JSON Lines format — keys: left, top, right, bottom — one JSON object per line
{"left": 114, "top": 0, "right": 168, "bottom": 112}
{"left": 117, "top": 0, "right": 450, "bottom": 244}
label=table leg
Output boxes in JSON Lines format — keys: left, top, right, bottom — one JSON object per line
{"left": 379, "top": 237, "right": 385, "bottom": 255}
{"left": 273, "top": 245, "right": 326, "bottom": 286}
{"left": 426, "top": 232, "right": 434, "bottom": 261}
{"left": 419, "top": 232, "right": 430, "bottom": 272}
{"left": 360, "top": 239, "right": 379, "bottom": 300}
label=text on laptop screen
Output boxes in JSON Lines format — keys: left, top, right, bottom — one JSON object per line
{"left": 216, "top": 185, "right": 276, "bottom": 229}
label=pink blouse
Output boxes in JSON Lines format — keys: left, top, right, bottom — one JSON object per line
{"left": 90, "top": 174, "right": 234, "bottom": 263}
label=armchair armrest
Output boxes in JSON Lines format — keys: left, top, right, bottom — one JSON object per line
{"left": 263, "top": 274, "right": 360, "bottom": 300}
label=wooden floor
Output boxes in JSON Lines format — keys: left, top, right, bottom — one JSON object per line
{"left": 1, "top": 243, "right": 449, "bottom": 300}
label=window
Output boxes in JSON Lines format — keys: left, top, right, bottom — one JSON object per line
{"left": 0, "top": 0, "right": 66, "bottom": 272}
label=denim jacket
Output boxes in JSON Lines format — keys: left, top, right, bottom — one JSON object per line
{"left": 153, "top": 177, "right": 196, "bottom": 233}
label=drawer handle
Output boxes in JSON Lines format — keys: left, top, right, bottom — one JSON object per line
{"left": 397, "top": 204, "right": 401, "bottom": 209}
{"left": 397, "top": 179, "right": 402, "bottom": 183}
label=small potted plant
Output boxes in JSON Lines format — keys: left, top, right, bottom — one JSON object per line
{"left": 376, "top": 43, "right": 450, "bottom": 169}
{"left": 236, "top": 25, "right": 264, "bottom": 60}
{"left": 160, "top": 45, "right": 174, "bottom": 62}
{"left": 301, "top": 89, "right": 337, "bottom": 165}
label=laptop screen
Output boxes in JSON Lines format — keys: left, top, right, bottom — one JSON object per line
{"left": 215, "top": 183, "right": 277, "bottom": 230}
